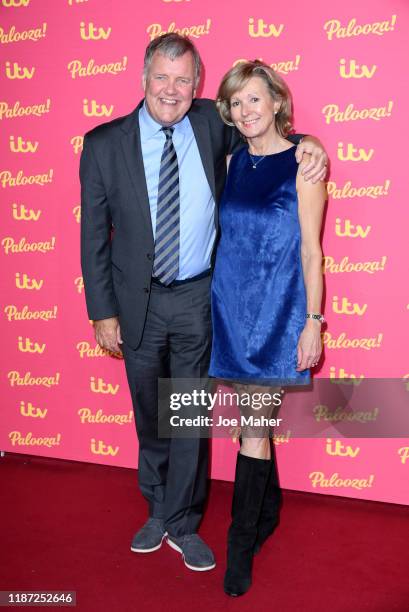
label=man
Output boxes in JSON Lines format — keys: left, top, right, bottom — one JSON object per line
{"left": 80, "top": 33, "right": 327, "bottom": 572}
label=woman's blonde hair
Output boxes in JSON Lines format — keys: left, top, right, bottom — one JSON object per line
{"left": 216, "top": 60, "right": 293, "bottom": 137}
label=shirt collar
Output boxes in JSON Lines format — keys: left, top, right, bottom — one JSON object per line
{"left": 139, "top": 101, "right": 191, "bottom": 142}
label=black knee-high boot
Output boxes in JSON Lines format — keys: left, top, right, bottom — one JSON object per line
{"left": 224, "top": 453, "right": 271, "bottom": 597}
{"left": 237, "top": 437, "right": 282, "bottom": 555}
{"left": 253, "top": 446, "right": 282, "bottom": 554}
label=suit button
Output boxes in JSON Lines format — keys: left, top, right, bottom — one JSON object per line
{"left": 146, "top": 253, "right": 152, "bottom": 260}
{"left": 143, "top": 287, "right": 149, "bottom": 293}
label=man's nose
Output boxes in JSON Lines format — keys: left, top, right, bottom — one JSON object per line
{"left": 164, "top": 79, "right": 177, "bottom": 94}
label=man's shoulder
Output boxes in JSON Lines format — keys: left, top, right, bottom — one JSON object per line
{"left": 189, "top": 98, "right": 230, "bottom": 133}
{"left": 191, "top": 97, "right": 216, "bottom": 110}
{"left": 189, "top": 98, "right": 219, "bottom": 118}
{"left": 83, "top": 104, "right": 141, "bottom": 142}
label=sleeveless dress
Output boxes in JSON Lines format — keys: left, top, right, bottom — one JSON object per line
{"left": 209, "top": 145, "right": 310, "bottom": 386}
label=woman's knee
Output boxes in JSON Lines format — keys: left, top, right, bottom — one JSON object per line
{"left": 241, "top": 436, "right": 271, "bottom": 458}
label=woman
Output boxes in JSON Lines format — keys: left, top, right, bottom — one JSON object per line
{"left": 209, "top": 61, "right": 326, "bottom": 596}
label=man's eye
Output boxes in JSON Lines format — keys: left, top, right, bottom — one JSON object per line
{"left": 231, "top": 101, "right": 239, "bottom": 107}
{"left": 251, "top": 97, "right": 259, "bottom": 103}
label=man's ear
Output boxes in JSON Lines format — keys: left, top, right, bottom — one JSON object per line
{"left": 142, "top": 74, "right": 146, "bottom": 92}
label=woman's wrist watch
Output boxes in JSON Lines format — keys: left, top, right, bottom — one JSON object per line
{"left": 306, "top": 313, "right": 325, "bottom": 324}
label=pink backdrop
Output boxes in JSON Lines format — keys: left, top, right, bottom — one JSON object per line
{"left": 1, "top": 0, "right": 408, "bottom": 505}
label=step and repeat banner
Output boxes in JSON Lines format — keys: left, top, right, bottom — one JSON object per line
{"left": 1, "top": 0, "right": 408, "bottom": 505}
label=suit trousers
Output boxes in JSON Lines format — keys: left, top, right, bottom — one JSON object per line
{"left": 122, "top": 274, "right": 212, "bottom": 537}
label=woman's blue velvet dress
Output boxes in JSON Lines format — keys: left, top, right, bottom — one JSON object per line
{"left": 209, "top": 145, "right": 310, "bottom": 386}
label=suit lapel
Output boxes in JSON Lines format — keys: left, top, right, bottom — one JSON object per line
{"left": 188, "top": 108, "right": 216, "bottom": 200}
{"left": 119, "top": 101, "right": 217, "bottom": 242}
{"left": 120, "top": 104, "right": 154, "bottom": 240}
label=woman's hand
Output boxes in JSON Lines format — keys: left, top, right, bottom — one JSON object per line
{"left": 296, "top": 322, "right": 322, "bottom": 371}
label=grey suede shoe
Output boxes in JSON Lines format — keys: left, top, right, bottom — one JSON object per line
{"left": 130, "top": 518, "right": 166, "bottom": 553}
{"left": 166, "top": 534, "right": 216, "bottom": 571}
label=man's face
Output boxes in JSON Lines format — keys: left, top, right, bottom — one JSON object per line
{"left": 143, "top": 51, "right": 197, "bottom": 126}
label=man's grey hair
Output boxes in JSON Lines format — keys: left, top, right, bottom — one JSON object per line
{"left": 143, "top": 33, "right": 202, "bottom": 87}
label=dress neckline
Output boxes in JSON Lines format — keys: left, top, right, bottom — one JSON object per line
{"left": 247, "top": 144, "right": 296, "bottom": 158}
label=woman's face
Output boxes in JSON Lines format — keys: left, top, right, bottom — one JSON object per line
{"left": 229, "top": 76, "right": 280, "bottom": 140}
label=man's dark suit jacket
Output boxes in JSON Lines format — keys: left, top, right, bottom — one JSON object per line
{"left": 80, "top": 98, "right": 242, "bottom": 349}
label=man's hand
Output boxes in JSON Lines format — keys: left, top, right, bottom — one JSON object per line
{"left": 93, "top": 317, "right": 123, "bottom": 357}
{"left": 295, "top": 136, "right": 328, "bottom": 183}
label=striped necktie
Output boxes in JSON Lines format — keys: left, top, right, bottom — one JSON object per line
{"left": 152, "top": 127, "right": 180, "bottom": 285}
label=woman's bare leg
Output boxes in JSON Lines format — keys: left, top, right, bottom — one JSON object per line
{"left": 234, "top": 383, "right": 279, "bottom": 459}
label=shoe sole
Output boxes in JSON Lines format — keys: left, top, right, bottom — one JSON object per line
{"left": 130, "top": 532, "right": 167, "bottom": 553}
{"left": 166, "top": 537, "right": 216, "bottom": 571}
